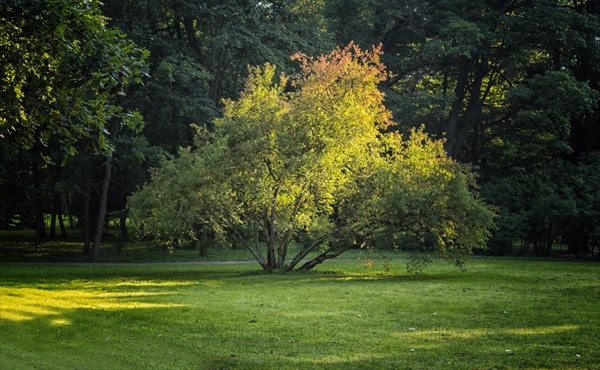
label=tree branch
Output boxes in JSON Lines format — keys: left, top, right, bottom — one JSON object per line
{"left": 287, "top": 236, "right": 329, "bottom": 271}
{"left": 297, "top": 244, "right": 350, "bottom": 271}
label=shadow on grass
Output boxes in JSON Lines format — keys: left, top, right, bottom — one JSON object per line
{"left": 1, "top": 261, "right": 599, "bottom": 369}
{"left": 1, "top": 304, "right": 593, "bottom": 369}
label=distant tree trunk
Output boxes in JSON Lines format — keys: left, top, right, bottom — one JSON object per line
{"left": 58, "top": 206, "right": 67, "bottom": 238}
{"left": 33, "top": 165, "right": 44, "bottom": 249}
{"left": 119, "top": 210, "right": 128, "bottom": 241}
{"left": 183, "top": 17, "right": 199, "bottom": 49}
{"left": 49, "top": 205, "right": 57, "bottom": 240}
{"left": 92, "top": 156, "right": 112, "bottom": 259}
{"left": 569, "top": 228, "right": 589, "bottom": 259}
{"left": 32, "top": 129, "right": 46, "bottom": 249}
{"left": 193, "top": 228, "right": 210, "bottom": 258}
{"left": 200, "top": 243, "right": 208, "bottom": 258}
{"left": 65, "top": 191, "right": 75, "bottom": 229}
{"left": 49, "top": 192, "right": 60, "bottom": 240}
{"left": 544, "top": 221, "right": 553, "bottom": 256}
{"left": 82, "top": 168, "right": 91, "bottom": 255}
{"left": 445, "top": 62, "right": 470, "bottom": 157}
{"left": 49, "top": 163, "right": 63, "bottom": 240}
{"left": 459, "top": 54, "right": 488, "bottom": 161}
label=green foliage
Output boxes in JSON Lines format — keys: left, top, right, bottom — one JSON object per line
{"left": 324, "top": 0, "right": 600, "bottom": 254}
{"left": 102, "top": 0, "right": 333, "bottom": 152}
{"left": 128, "top": 146, "right": 212, "bottom": 247}
{"left": 3, "top": 0, "right": 598, "bottom": 263}
{"left": 374, "top": 130, "right": 495, "bottom": 270}
{"left": 130, "top": 45, "right": 494, "bottom": 271}
{"left": 0, "top": 0, "right": 147, "bottom": 157}
{"left": 0, "top": 0, "right": 149, "bottom": 250}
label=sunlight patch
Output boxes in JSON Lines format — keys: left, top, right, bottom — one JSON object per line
{"left": 0, "top": 287, "right": 188, "bottom": 322}
{"left": 50, "top": 318, "right": 71, "bottom": 326}
{"left": 397, "top": 325, "right": 580, "bottom": 340}
{"left": 0, "top": 311, "right": 32, "bottom": 321}
{"left": 110, "top": 280, "right": 203, "bottom": 288}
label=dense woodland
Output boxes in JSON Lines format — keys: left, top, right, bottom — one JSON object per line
{"left": 1, "top": 0, "right": 599, "bottom": 261}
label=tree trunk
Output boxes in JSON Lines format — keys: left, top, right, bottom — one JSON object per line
{"left": 277, "top": 246, "right": 285, "bottom": 269}
{"left": 49, "top": 193, "right": 59, "bottom": 240}
{"left": 92, "top": 156, "right": 112, "bottom": 259}
{"left": 461, "top": 54, "right": 488, "bottom": 162}
{"left": 183, "top": 17, "right": 199, "bottom": 49}
{"left": 287, "top": 236, "right": 328, "bottom": 271}
{"left": 65, "top": 191, "right": 75, "bottom": 229}
{"left": 33, "top": 152, "right": 46, "bottom": 249}
{"left": 58, "top": 205, "right": 67, "bottom": 238}
{"left": 264, "top": 194, "right": 278, "bottom": 269}
{"left": 82, "top": 168, "right": 91, "bottom": 255}
{"left": 298, "top": 246, "right": 349, "bottom": 271}
{"left": 200, "top": 243, "right": 208, "bottom": 258}
{"left": 445, "top": 62, "right": 470, "bottom": 157}
{"left": 266, "top": 243, "right": 276, "bottom": 270}
{"left": 119, "top": 210, "right": 128, "bottom": 241}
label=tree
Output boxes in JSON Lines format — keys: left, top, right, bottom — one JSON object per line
{"left": 129, "top": 44, "right": 494, "bottom": 271}
{"left": 325, "top": 0, "right": 600, "bottom": 256}
{"left": 102, "top": 0, "right": 333, "bottom": 152}
{"left": 0, "top": 0, "right": 147, "bottom": 251}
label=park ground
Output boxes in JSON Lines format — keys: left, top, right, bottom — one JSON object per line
{"left": 0, "top": 258, "right": 598, "bottom": 369}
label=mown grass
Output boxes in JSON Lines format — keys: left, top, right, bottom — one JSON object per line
{"left": 1, "top": 259, "right": 598, "bottom": 369}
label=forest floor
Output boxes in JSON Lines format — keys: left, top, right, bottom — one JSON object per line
{"left": 1, "top": 259, "right": 598, "bottom": 369}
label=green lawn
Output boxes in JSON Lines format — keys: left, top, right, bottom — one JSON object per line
{"left": 1, "top": 260, "right": 598, "bottom": 369}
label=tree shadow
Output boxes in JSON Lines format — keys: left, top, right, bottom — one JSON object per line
{"left": 1, "top": 263, "right": 597, "bottom": 368}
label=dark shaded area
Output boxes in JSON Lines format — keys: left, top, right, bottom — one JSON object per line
{"left": 1, "top": 1, "right": 599, "bottom": 261}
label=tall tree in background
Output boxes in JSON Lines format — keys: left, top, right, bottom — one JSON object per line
{"left": 102, "top": 0, "right": 333, "bottom": 152}
{"left": 325, "top": 0, "right": 600, "bottom": 256}
{"left": 0, "top": 0, "right": 147, "bottom": 251}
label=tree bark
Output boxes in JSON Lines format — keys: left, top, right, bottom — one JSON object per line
{"left": 32, "top": 125, "right": 47, "bottom": 249}
{"left": 119, "top": 210, "right": 128, "bottom": 240}
{"left": 49, "top": 192, "right": 59, "bottom": 240}
{"left": 65, "top": 191, "right": 75, "bottom": 229}
{"left": 298, "top": 246, "right": 349, "bottom": 271}
{"left": 459, "top": 54, "right": 489, "bottom": 162}
{"left": 445, "top": 61, "right": 470, "bottom": 157}
{"left": 183, "top": 17, "right": 199, "bottom": 49}
{"left": 82, "top": 168, "right": 91, "bottom": 255}
{"left": 91, "top": 156, "right": 112, "bottom": 259}
{"left": 287, "top": 236, "right": 328, "bottom": 271}
{"left": 33, "top": 158, "right": 46, "bottom": 248}
{"left": 58, "top": 205, "right": 67, "bottom": 238}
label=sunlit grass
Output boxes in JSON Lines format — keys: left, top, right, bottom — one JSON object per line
{"left": 0, "top": 260, "right": 598, "bottom": 369}
{"left": 0, "top": 286, "right": 186, "bottom": 322}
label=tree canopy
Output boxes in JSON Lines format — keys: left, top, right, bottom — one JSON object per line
{"left": 0, "top": 0, "right": 147, "bottom": 249}
{"left": 129, "top": 44, "right": 494, "bottom": 271}
{"left": 1, "top": 0, "right": 598, "bottom": 262}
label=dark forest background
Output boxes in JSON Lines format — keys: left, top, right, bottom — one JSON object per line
{"left": 1, "top": 0, "right": 599, "bottom": 259}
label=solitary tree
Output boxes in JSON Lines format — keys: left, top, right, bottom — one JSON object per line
{"left": 129, "top": 44, "right": 494, "bottom": 271}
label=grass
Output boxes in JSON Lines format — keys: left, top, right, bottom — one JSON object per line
{"left": 0, "top": 233, "right": 429, "bottom": 263}
{"left": 0, "top": 230, "right": 584, "bottom": 264}
{"left": 1, "top": 259, "right": 599, "bottom": 369}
